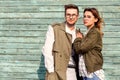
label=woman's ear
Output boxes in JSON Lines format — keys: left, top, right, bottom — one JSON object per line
{"left": 95, "top": 18, "right": 98, "bottom": 22}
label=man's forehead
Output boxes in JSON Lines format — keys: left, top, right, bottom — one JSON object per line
{"left": 66, "top": 9, "right": 78, "bottom": 13}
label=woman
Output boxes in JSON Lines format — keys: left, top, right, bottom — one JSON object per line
{"left": 73, "top": 8, "right": 105, "bottom": 80}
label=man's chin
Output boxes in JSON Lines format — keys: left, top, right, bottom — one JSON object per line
{"left": 67, "top": 23, "right": 75, "bottom": 26}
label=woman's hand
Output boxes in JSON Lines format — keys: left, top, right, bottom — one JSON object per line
{"left": 76, "top": 32, "right": 83, "bottom": 38}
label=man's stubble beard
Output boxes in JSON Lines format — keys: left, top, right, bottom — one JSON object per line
{"left": 66, "top": 22, "right": 76, "bottom": 27}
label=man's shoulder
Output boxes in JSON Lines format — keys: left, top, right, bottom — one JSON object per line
{"left": 51, "top": 22, "right": 65, "bottom": 28}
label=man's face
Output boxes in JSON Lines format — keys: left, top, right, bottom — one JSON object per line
{"left": 65, "top": 8, "right": 79, "bottom": 26}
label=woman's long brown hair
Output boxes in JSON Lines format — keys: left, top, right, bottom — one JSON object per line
{"left": 84, "top": 8, "right": 104, "bottom": 36}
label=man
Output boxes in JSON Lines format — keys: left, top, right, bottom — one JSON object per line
{"left": 42, "top": 4, "right": 82, "bottom": 80}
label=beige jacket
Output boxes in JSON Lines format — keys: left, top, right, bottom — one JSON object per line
{"left": 45, "top": 22, "right": 72, "bottom": 80}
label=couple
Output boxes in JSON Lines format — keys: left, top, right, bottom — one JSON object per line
{"left": 42, "top": 4, "right": 105, "bottom": 80}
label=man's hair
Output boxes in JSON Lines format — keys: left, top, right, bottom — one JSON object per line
{"left": 64, "top": 4, "right": 79, "bottom": 14}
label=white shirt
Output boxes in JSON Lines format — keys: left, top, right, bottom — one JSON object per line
{"left": 42, "top": 24, "right": 76, "bottom": 73}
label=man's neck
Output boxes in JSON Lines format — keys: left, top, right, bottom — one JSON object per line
{"left": 66, "top": 24, "right": 75, "bottom": 30}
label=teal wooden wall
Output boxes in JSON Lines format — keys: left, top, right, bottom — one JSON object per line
{"left": 0, "top": 0, "right": 120, "bottom": 80}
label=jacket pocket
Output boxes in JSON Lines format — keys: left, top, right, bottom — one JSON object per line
{"left": 45, "top": 72, "right": 58, "bottom": 80}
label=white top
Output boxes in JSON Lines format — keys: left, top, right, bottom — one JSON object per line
{"left": 42, "top": 24, "right": 76, "bottom": 73}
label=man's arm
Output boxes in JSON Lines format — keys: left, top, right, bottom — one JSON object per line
{"left": 42, "top": 25, "right": 55, "bottom": 73}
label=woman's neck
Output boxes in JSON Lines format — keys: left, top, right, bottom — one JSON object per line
{"left": 87, "top": 25, "right": 94, "bottom": 30}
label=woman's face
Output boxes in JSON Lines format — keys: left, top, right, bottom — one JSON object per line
{"left": 83, "top": 11, "right": 98, "bottom": 28}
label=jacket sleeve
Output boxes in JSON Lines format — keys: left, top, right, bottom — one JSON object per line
{"left": 42, "top": 25, "right": 55, "bottom": 73}
{"left": 73, "top": 30, "right": 99, "bottom": 54}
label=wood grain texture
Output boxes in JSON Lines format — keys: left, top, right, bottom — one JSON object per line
{"left": 0, "top": 0, "right": 120, "bottom": 80}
